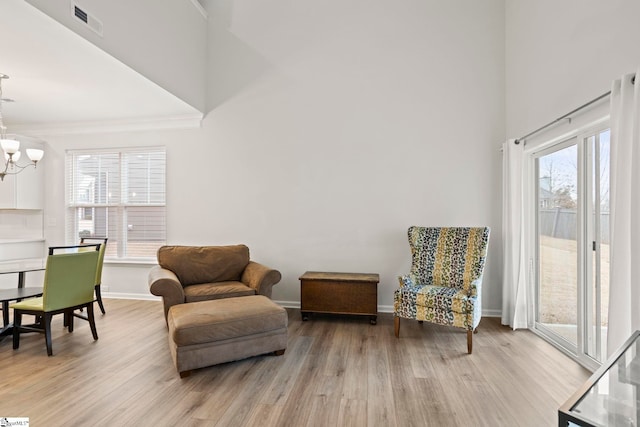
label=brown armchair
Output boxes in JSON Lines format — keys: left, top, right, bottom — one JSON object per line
{"left": 148, "top": 244, "right": 282, "bottom": 323}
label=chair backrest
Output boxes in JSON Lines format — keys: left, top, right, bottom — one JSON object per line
{"left": 157, "top": 245, "right": 250, "bottom": 286}
{"left": 42, "top": 246, "right": 100, "bottom": 312}
{"left": 80, "top": 237, "right": 108, "bottom": 286}
{"left": 407, "top": 226, "right": 490, "bottom": 292}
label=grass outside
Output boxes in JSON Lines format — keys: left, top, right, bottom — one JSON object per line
{"left": 539, "top": 235, "right": 610, "bottom": 326}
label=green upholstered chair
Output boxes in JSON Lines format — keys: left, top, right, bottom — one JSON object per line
{"left": 11, "top": 245, "right": 101, "bottom": 356}
{"left": 79, "top": 237, "right": 108, "bottom": 314}
{"left": 394, "top": 226, "right": 490, "bottom": 354}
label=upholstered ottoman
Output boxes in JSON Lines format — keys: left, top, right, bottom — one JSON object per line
{"left": 167, "top": 295, "right": 288, "bottom": 377}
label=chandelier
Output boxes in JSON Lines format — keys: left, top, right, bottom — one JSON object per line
{"left": 0, "top": 73, "right": 44, "bottom": 181}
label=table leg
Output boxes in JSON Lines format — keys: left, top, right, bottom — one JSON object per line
{"left": 18, "top": 271, "right": 25, "bottom": 289}
{"left": 2, "top": 300, "right": 8, "bottom": 328}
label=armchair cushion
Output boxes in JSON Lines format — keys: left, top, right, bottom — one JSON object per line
{"left": 394, "top": 280, "right": 477, "bottom": 329}
{"left": 184, "top": 281, "right": 256, "bottom": 302}
{"left": 158, "top": 245, "right": 249, "bottom": 286}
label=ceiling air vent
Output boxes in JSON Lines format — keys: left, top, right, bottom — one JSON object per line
{"left": 74, "top": 6, "right": 88, "bottom": 22}
{"left": 71, "top": 2, "right": 103, "bottom": 37}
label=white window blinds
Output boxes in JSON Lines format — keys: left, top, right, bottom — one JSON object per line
{"left": 66, "top": 147, "right": 166, "bottom": 260}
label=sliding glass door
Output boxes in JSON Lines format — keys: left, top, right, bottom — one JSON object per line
{"left": 536, "top": 140, "right": 579, "bottom": 347}
{"left": 533, "top": 128, "right": 609, "bottom": 367}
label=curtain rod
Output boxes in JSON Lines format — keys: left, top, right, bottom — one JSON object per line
{"left": 514, "top": 74, "right": 636, "bottom": 145}
{"left": 514, "top": 91, "right": 610, "bottom": 144}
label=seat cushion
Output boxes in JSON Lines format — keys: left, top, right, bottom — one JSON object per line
{"left": 168, "top": 295, "right": 287, "bottom": 347}
{"left": 417, "top": 285, "right": 474, "bottom": 314}
{"left": 10, "top": 296, "right": 44, "bottom": 311}
{"left": 184, "top": 281, "right": 256, "bottom": 302}
{"left": 394, "top": 285, "right": 478, "bottom": 329}
{"left": 157, "top": 245, "right": 250, "bottom": 286}
{"left": 395, "top": 285, "right": 475, "bottom": 315}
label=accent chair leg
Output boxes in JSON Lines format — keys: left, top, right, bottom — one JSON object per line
{"left": 95, "top": 284, "right": 106, "bottom": 314}
{"left": 12, "top": 310, "right": 22, "bottom": 350}
{"left": 179, "top": 370, "right": 191, "bottom": 378}
{"left": 394, "top": 317, "right": 400, "bottom": 338}
{"left": 274, "top": 349, "right": 285, "bottom": 356}
{"left": 467, "top": 330, "right": 473, "bottom": 354}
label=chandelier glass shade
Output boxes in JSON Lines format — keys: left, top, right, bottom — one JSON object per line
{"left": 0, "top": 73, "right": 44, "bottom": 181}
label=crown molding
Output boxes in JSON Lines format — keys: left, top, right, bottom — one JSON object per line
{"left": 8, "top": 114, "right": 203, "bottom": 137}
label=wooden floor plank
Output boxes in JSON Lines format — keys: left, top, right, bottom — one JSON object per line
{"left": 0, "top": 299, "right": 591, "bottom": 426}
{"left": 337, "top": 398, "right": 367, "bottom": 427}
{"left": 367, "top": 334, "right": 399, "bottom": 427}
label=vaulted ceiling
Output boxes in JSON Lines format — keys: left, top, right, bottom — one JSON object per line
{"left": 0, "top": 0, "right": 201, "bottom": 134}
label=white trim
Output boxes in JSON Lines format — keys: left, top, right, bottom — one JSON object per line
{"left": 378, "top": 304, "right": 394, "bottom": 313}
{"left": 531, "top": 326, "right": 599, "bottom": 373}
{"left": 188, "top": 0, "right": 208, "bottom": 19}
{"left": 103, "top": 296, "right": 505, "bottom": 319}
{"left": 103, "top": 292, "right": 160, "bottom": 301}
{"left": 482, "top": 309, "right": 502, "bottom": 318}
{"left": 275, "top": 300, "right": 300, "bottom": 309}
{"left": 104, "top": 297, "right": 381, "bottom": 312}
{"left": 277, "top": 303, "right": 393, "bottom": 314}
{"left": 104, "top": 258, "right": 157, "bottom": 266}
{"left": 524, "top": 116, "right": 610, "bottom": 156}
{"left": 10, "top": 114, "right": 203, "bottom": 137}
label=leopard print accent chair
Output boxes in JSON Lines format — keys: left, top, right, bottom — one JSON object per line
{"left": 394, "top": 226, "right": 490, "bottom": 354}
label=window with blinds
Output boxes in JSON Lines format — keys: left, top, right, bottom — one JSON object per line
{"left": 66, "top": 147, "right": 166, "bottom": 260}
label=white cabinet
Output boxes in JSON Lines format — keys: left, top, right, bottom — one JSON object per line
{"left": 0, "top": 210, "right": 46, "bottom": 263}
{"left": 0, "top": 139, "right": 44, "bottom": 209}
{"left": 0, "top": 239, "right": 46, "bottom": 261}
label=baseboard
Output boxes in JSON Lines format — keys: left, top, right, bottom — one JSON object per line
{"left": 276, "top": 301, "right": 501, "bottom": 317}
{"left": 102, "top": 295, "right": 503, "bottom": 318}
{"left": 274, "top": 300, "right": 300, "bottom": 309}
{"left": 378, "top": 305, "right": 394, "bottom": 313}
{"left": 482, "top": 309, "right": 502, "bottom": 318}
{"left": 103, "top": 292, "right": 160, "bottom": 301}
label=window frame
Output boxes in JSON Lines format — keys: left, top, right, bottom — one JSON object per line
{"left": 65, "top": 146, "right": 166, "bottom": 262}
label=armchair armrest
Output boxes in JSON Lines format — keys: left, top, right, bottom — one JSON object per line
{"left": 398, "top": 274, "right": 415, "bottom": 288}
{"left": 148, "top": 265, "right": 185, "bottom": 324}
{"left": 241, "top": 261, "right": 282, "bottom": 298}
{"left": 467, "top": 275, "right": 483, "bottom": 298}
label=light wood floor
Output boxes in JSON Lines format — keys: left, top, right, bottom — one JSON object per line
{"left": 0, "top": 299, "right": 590, "bottom": 426}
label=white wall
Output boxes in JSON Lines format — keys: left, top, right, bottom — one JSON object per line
{"left": 29, "top": 1, "right": 640, "bottom": 314}
{"left": 201, "top": 0, "right": 505, "bottom": 310}
{"left": 26, "top": 0, "right": 207, "bottom": 113}
{"left": 506, "top": 0, "right": 640, "bottom": 138}
{"left": 41, "top": 0, "right": 505, "bottom": 312}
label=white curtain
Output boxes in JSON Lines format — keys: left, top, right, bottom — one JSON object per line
{"left": 501, "top": 138, "right": 528, "bottom": 329}
{"left": 608, "top": 70, "right": 640, "bottom": 356}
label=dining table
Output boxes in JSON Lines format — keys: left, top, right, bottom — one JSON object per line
{"left": 0, "top": 260, "right": 45, "bottom": 340}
